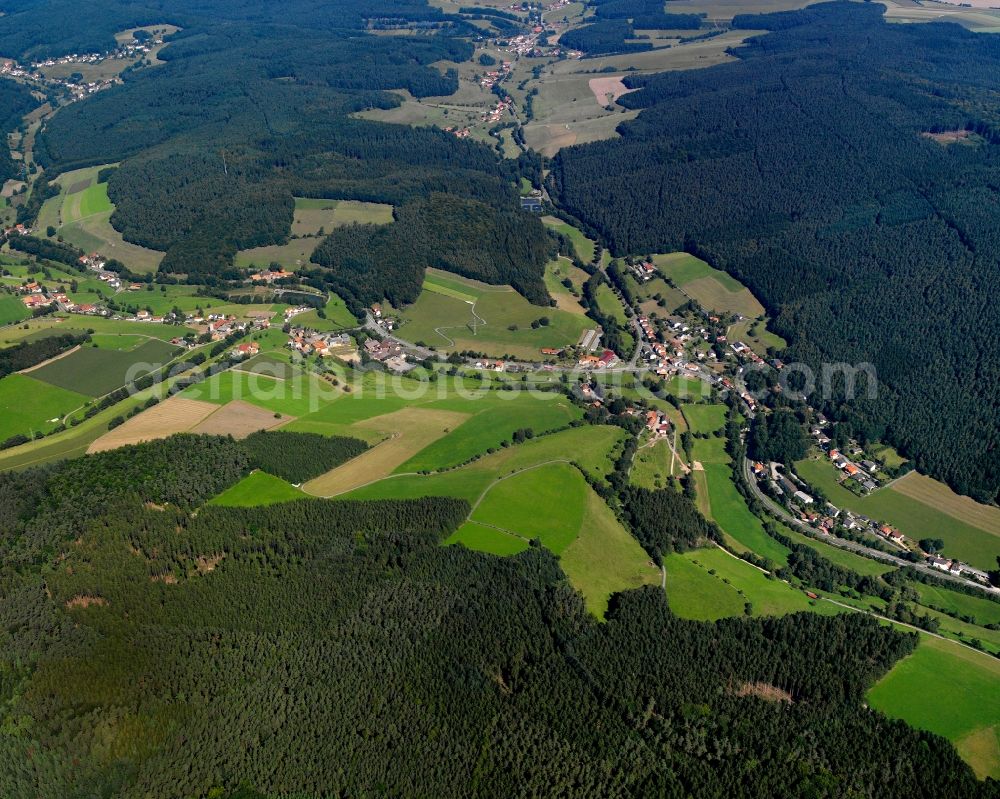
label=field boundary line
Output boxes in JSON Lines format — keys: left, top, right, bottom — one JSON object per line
{"left": 469, "top": 458, "right": 573, "bottom": 514}
{"left": 18, "top": 344, "right": 81, "bottom": 374}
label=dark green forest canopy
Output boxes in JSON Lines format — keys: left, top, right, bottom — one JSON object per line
{"left": 26, "top": 0, "right": 551, "bottom": 293}
{"left": 308, "top": 193, "right": 555, "bottom": 310}
{"left": 0, "top": 434, "right": 994, "bottom": 798}
{"left": 549, "top": 2, "right": 1000, "bottom": 502}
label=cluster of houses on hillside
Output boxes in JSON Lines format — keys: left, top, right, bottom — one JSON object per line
{"left": 644, "top": 409, "right": 671, "bottom": 439}
{"left": 363, "top": 336, "right": 412, "bottom": 372}
{"left": 824, "top": 448, "right": 883, "bottom": 494}
{"left": 628, "top": 261, "right": 656, "bottom": 283}
{"left": 478, "top": 61, "right": 512, "bottom": 91}
{"left": 1, "top": 57, "right": 121, "bottom": 99}
{"left": 1, "top": 34, "right": 161, "bottom": 99}
{"left": 482, "top": 96, "right": 514, "bottom": 124}
{"left": 287, "top": 328, "right": 354, "bottom": 359}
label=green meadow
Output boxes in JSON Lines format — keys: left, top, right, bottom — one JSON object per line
{"left": 0, "top": 295, "right": 30, "bottom": 326}
{"left": 400, "top": 270, "right": 592, "bottom": 359}
{"left": 668, "top": 546, "right": 834, "bottom": 618}
{"left": 209, "top": 471, "right": 307, "bottom": 507}
{"left": 701, "top": 462, "right": 790, "bottom": 566}
{"left": 444, "top": 522, "right": 529, "bottom": 556}
{"left": 594, "top": 282, "right": 628, "bottom": 325}
{"left": 472, "top": 462, "right": 586, "bottom": 554}
{"left": 681, "top": 403, "right": 727, "bottom": 434}
{"left": 868, "top": 636, "right": 1000, "bottom": 779}
{"left": 541, "top": 216, "right": 597, "bottom": 263}
{"left": 397, "top": 394, "right": 581, "bottom": 472}
{"left": 291, "top": 294, "right": 357, "bottom": 330}
{"left": 0, "top": 374, "right": 89, "bottom": 441}
{"left": 653, "top": 252, "right": 764, "bottom": 318}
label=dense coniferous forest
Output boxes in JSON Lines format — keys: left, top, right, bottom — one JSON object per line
{"left": 550, "top": 2, "right": 1000, "bottom": 502}
{"left": 620, "top": 484, "right": 723, "bottom": 561}
{"left": 242, "top": 430, "right": 368, "bottom": 483}
{"left": 308, "top": 193, "right": 554, "bottom": 311}
{"left": 559, "top": 19, "right": 652, "bottom": 54}
{"left": 0, "top": 433, "right": 994, "bottom": 798}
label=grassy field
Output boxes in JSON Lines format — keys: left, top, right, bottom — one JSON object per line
{"left": 40, "top": 164, "right": 165, "bottom": 274}
{"left": 795, "top": 457, "right": 999, "bottom": 570}
{"left": 670, "top": 546, "right": 833, "bottom": 618}
{"left": 727, "top": 317, "right": 786, "bottom": 355}
{"left": 291, "top": 294, "right": 357, "bottom": 330}
{"left": 543, "top": 258, "right": 588, "bottom": 315}
{"left": 560, "top": 489, "right": 660, "bottom": 616}
{"left": 0, "top": 374, "right": 89, "bottom": 440}
{"left": 458, "top": 457, "right": 656, "bottom": 615}
{"left": 291, "top": 198, "right": 393, "bottom": 236}
{"left": 443, "top": 522, "right": 530, "bottom": 556}
{"left": 701, "top": 462, "right": 791, "bottom": 566}
{"left": 663, "top": 551, "right": 748, "bottom": 620}
{"left": 541, "top": 216, "right": 597, "bottom": 263}
{"left": 681, "top": 403, "right": 727, "bottom": 434}
{"left": 399, "top": 269, "right": 593, "bottom": 359}
{"left": 209, "top": 471, "right": 307, "bottom": 507}
{"left": 180, "top": 369, "right": 334, "bottom": 418}
{"left": 471, "top": 462, "right": 586, "bottom": 554}
{"left": 779, "top": 526, "right": 892, "bottom": 578}
{"left": 0, "top": 295, "right": 29, "bottom": 326}
{"left": 663, "top": 375, "right": 713, "bottom": 401}
{"left": 653, "top": 252, "right": 764, "bottom": 317}
{"left": 397, "top": 393, "right": 581, "bottom": 472}
{"left": 868, "top": 635, "right": 1000, "bottom": 779}
{"left": 906, "top": 580, "right": 1000, "bottom": 627}
{"left": 234, "top": 239, "right": 317, "bottom": 270}
{"left": 594, "top": 282, "right": 628, "bottom": 325}
{"left": 690, "top": 435, "right": 728, "bottom": 464}
{"left": 631, "top": 438, "right": 676, "bottom": 489}
{"left": 342, "top": 423, "right": 625, "bottom": 506}
{"left": 29, "top": 339, "right": 179, "bottom": 397}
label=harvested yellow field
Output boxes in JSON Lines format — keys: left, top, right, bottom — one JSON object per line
{"left": 189, "top": 400, "right": 292, "bottom": 439}
{"left": 303, "top": 407, "right": 469, "bottom": 497}
{"left": 87, "top": 397, "right": 218, "bottom": 453}
{"left": 891, "top": 472, "right": 1000, "bottom": 535}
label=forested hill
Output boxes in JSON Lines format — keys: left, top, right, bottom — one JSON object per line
{"left": 550, "top": 2, "right": 1000, "bottom": 503}
{"left": 0, "top": 435, "right": 994, "bottom": 797}
{"left": 0, "top": 81, "right": 39, "bottom": 184}
{"left": 23, "top": 0, "right": 552, "bottom": 296}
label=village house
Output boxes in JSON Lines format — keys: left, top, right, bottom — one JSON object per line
{"left": 363, "top": 337, "right": 404, "bottom": 362}
{"left": 232, "top": 342, "right": 260, "bottom": 359}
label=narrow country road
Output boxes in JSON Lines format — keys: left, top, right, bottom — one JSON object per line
{"left": 739, "top": 456, "right": 1000, "bottom": 596}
